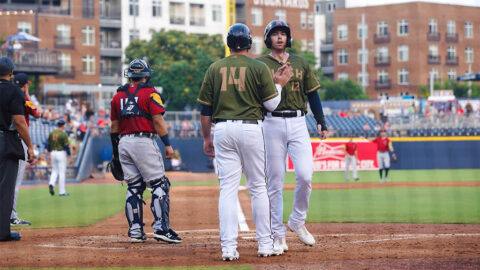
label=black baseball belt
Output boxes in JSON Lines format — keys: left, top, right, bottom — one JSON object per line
{"left": 265, "top": 110, "right": 305, "bottom": 118}
{"left": 120, "top": 132, "right": 158, "bottom": 138}
{"left": 214, "top": 119, "right": 259, "bottom": 124}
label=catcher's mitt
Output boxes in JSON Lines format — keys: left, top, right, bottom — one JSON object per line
{"left": 108, "top": 158, "right": 124, "bottom": 181}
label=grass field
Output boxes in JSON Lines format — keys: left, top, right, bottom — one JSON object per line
{"left": 13, "top": 169, "right": 480, "bottom": 229}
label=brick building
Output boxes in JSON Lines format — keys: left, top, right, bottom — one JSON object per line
{"left": 333, "top": 2, "right": 480, "bottom": 97}
{"left": 237, "top": 0, "right": 316, "bottom": 57}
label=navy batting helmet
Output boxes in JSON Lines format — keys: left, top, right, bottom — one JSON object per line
{"left": 227, "top": 23, "right": 252, "bottom": 51}
{"left": 264, "top": 20, "right": 292, "bottom": 49}
{"left": 124, "top": 58, "right": 152, "bottom": 78}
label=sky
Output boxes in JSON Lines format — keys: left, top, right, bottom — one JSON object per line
{"left": 346, "top": 0, "right": 480, "bottom": 8}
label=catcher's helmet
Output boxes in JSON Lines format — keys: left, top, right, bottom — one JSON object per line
{"left": 264, "top": 20, "right": 292, "bottom": 49}
{"left": 227, "top": 23, "right": 252, "bottom": 51}
{"left": 124, "top": 58, "right": 152, "bottom": 78}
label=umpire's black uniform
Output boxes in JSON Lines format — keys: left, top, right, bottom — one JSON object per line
{"left": 0, "top": 58, "right": 25, "bottom": 241}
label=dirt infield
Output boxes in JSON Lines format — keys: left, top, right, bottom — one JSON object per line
{"left": 1, "top": 177, "right": 480, "bottom": 269}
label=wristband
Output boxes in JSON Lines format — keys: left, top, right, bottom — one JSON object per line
{"left": 160, "top": 134, "right": 171, "bottom": 146}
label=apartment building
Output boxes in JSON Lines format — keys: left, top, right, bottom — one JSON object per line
{"left": 333, "top": 2, "right": 480, "bottom": 97}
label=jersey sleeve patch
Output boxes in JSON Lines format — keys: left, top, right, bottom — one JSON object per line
{"left": 150, "top": 92, "right": 165, "bottom": 108}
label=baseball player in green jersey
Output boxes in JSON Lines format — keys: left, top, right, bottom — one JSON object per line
{"left": 257, "top": 20, "right": 328, "bottom": 252}
{"left": 47, "top": 120, "right": 71, "bottom": 196}
{"left": 198, "top": 23, "right": 292, "bottom": 261}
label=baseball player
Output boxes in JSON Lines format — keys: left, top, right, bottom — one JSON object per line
{"left": 47, "top": 120, "right": 71, "bottom": 196}
{"left": 198, "top": 23, "right": 292, "bottom": 261}
{"left": 257, "top": 20, "right": 327, "bottom": 251}
{"left": 10, "top": 73, "right": 41, "bottom": 226}
{"left": 368, "top": 129, "right": 395, "bottom": 182}
{"left": 344, "top": 134, "right": 359, "bottom": 181}
{"left": 110, "top": 58, "right": 181, "bottom": 244}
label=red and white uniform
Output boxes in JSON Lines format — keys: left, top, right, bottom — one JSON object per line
{"left": 344, "top": 142, "right": 358, "bottom": 180}
{"left": 373, "top": 137, "right": 391, "bottom": 169}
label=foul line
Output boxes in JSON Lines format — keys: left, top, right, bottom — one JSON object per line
{"left": 36, "top": 244, "right": 127, "bottom": 250}
{"left": 238, "top": 185, "right": 250, "bottom": 232}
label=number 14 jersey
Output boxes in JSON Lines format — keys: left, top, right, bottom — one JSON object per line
{"left": 197, "top": 54, "right": 278, "bottom": 121}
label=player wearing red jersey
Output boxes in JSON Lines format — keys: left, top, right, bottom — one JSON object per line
{"left": 344, "top": 134, "right": 359, "bottom": 182}
{"left": 369, "top": 129, "right": 395, "bottom": 182}
{"left": 110, "top": 59, "right": 181, "bottom": 243}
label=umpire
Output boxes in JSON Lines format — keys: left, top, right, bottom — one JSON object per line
{"left": 0, "top": 56, "right": 34, "bottom": 241}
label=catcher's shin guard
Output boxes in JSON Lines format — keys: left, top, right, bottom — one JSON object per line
{"left": 150, "top": 176, "right": 171, "bottom": 232}
{"left": 125, "top": 179, "right": 146, "bottom": 237}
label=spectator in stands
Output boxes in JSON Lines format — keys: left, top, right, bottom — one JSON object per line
{"left": 327, "top": 125, "right": 335, "bottom": 137}
{"left": 465, "top": 100, "right": 473, "bottom": 117}
{"left": 180, "top": 118, "right": 194, "bottom": 138}
{"left": 363, "top": 122, "right": 370, "bottom": 132}
{"left": 37, "top": 153, "right": 48, "bottom": 166}
{"left": 85, "top": 104, "right": 94, "bottom": 121}
{"left": 171, "top": 148, "right": 182, "bottom": 171}
{"left": 374, "top": 124, "right": 381, "bottom": 132}
{"left": 339, "top": 110, "right": 348, "bottom": 118}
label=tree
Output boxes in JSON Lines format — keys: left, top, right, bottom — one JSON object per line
{"left": 323, "top": 79, "right": 370, "bottom": 100}
{"left": 418, "top": 79, "right": 479, "bottom": 98}
{"left": 125, "top": 30, "right": 224, "bottom": 110}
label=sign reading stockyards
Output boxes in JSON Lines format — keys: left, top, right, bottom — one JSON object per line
{"left": 253, "top": 0, "right": 309, "bottom": 8}
{"left": 287, "top": 139, "right": 378, "bottom": 171}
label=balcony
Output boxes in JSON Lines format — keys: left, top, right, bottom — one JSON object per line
{"left": 320, "top": 38, "right": 334, "bottom": 52}
{"left": 100, "top": 40, "right": 122, "bottom": 57}
{"left": 0, "top": 49, "right": 60, "bottom": 75}
{"left": 445, "top": 33, "right": 459, "bottom": 43}
{"left": 374, "top": 33, "right": 390, "bottom": 44}
{"left": 375, "top": 79, "right": 391, "bottom": 90}
{"left": 427, "top": 32, "right": 441, "bottom": 42}
{"left": 55, "top": 66, "right": 76, "bottom": 79}
{"left": 374, "top": 56, "right": 391, "bottom": 67}
{"left": 445, "top": 56, "right": 459, "bottom": 66}
{"left": 320, "top": 60, "right": 334, "bottom": 75}
{"left": 427, "top": 55, "right": 441, "bottom": 65}
{"left": 101, "top": 67, "right": 122, "bottom": 85}
{"left": 54, "top": 36, "right": 75, "bottom": 50}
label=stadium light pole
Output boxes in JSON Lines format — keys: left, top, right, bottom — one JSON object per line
{"left": 225, "top": 0, "right": 235, "bottom": 57}
{"left": 361, "top": 13, "right": 367, "bottom": 93}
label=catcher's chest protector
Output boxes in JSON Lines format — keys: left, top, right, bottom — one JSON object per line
{"left": 119, "top": 84, "right": 152, "bottom": 120}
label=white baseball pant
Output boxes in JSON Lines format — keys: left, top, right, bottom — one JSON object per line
{"left": 11, "top": 140, "right": 27, "bottom": 219}
{"left": 377, "top": 151, "right": 390, "bottom": 169}
{"left": 49, "top": 150, "right": 67, "bottom": 194}
{"left": 345, "top": 155, "right": 358, "bottom": 180}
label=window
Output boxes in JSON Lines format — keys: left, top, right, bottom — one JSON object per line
{"left": 357, "top": 23, "right": 367, "bottom": 39}
{"left": 251, "top": 8, "right": 262, "bottom": 26}
{"left": 357, "top": 49, "right": 368, "bottom": 64}
{"left": 465, "top": 22, "right": 473, "bottom": 38}
{"left": 252, "top": 36, "right": 263, "bottom": 55}
{"left": 357, "top": 72, "right": 369, "bottom": 86}
{"left": 447, "top": 20, "right": 456, "bottom": 36}
{"left": 275, "top": 9, "right": 286, "bottom": 22}
{"left": 315, "top": 3, "right": 320, "bottom": 14}
{"left": 129, "top": 0, "right": 139, "bottom": 16}
{"left": 300, "top": 12, "right": 306, "bottom": 29}
{"left": 398, "top": 19, "right": 408, "bottom": 36}
{"left": 81, "top": 26, "right": 95, "bottom": 46}
{"left": 153, "top": 0, "right": 162, "bottom": 17}
{"left": 327, "top": 2, "right": 336, "bottom": 13}
{"left": 337, "top": 24, "right": 348, "bottom": 40}
{"left": 377, "top": 46, "right": 389, "bottom": 61}
{"left": 465, "top": 47, "right": 473, "bottom": 63}
{"left": 338, "top": 49, "right": 348, "bottom": 65}
{"left": 129, "top": 29, "right": 139, "bottom": 41}
{"left": 58, "top": 53, "right": 71, "bottom": 72}
{"left": 82, "top": 55, "right": 95, "bottom": 74}
{"left": 377, "top": 21, "right": 388, "bottom": 36}
{"left": 447, "top": 69, "right": 456, "bottom": 81}
{"left": 398, "top": 68, "right": 409, "bottom": 85}
{"left": 212, "top": 5, "right": 222, "bottom": 22}
{"left": 447, "top": 46, "right": 456, "bottom": 59}
{"left": 57, "top": 24, "right": 71, "bottom": 44}
{"left": 82, "top": 0, "right": 94, "bottom": 18}
{"left": 170, "top": 2, "right": 185, "bottom": 24}
{"left": 338, "top": 73, "right": 349, "bottom": 80}
{"left": 308, "top": 40, "right": 314, "bottom": 52}
{"left": 429, "top": 19, "right": 437, "bottom": 34}
{"left": 301, "top": 39, "right": 307, "bottom": 51}
{"left": 190, "top": 4, "right": 205, "bottom": 26}
{"left": 378, "top": 70, "right": 389, "bottom": 83}
{"left": 430, "top": 68, "right": 439, "bottom": 81}
{"left": 308, "top": 13, "right": 313, "bottom": 29}
{"left": 398, "top": 45, "right": 409, "bottom": 62}
{"left": 17, "top": 21, "right": 31, "bottom": 34}
{"left": 429, "top": 45, "right": 438, "bottom": 57}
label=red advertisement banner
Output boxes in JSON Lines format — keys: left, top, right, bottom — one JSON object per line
{"left": 287, "top": 139, "right": 379, "bottom": 171}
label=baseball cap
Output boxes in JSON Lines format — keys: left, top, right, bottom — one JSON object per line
{"left": 0, "top": 56, "right": 15, "bottom": 75}
{"left": 14, "top": 73, "right": 30, "bottom": 87}
{"left": 57, "top": 119, "right": 66, "bottom": 127}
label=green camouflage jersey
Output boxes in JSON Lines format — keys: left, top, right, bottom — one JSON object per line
{"left": 197, "top": 54, "right": 278, "bottom": 121}
{"left": 257, "top": 54, "right": 320, "bottom": 112}
{"left": 48, "top": 129, "right": 69, "bottom": 151}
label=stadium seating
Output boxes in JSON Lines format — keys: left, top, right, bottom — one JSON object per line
{"left": 29, "top": 118, "right": 57, "bottom": 152}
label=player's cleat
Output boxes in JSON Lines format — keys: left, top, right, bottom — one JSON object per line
{"left": 0, "top": 231, "right": 22, "bottom": 241}
{"left": 385, "top": 177, "right": 390, "bottom": 182}
{"left": 49, "top": 184, "right": 55, "bottom": 196}
{"left": 278, "top": 236, "right": 288, "bottom": 252}
{"left": 379, "top": 178, "right": 384, "bottom": 183}
{"left": 130, "top": 235, "right": 147, "bottom": 243}
{"left": 222, "top": 250, "right": 239, "bottom": 261}
{"left": 154, "top": 229, "right": 182, "bottom": 243}
{"left": 59, "top": 193, "right": 70, "bottom": 197}
{"left": 288, "top": 221, "right": 316, "bottom": 246}
{"left": 10, "top": 218, "right": 31, "bottom": 226}
{"left": 354, "top": 178, "right": 360, "bottom": 181}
